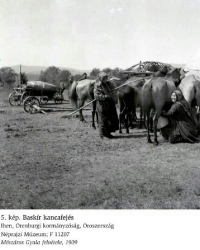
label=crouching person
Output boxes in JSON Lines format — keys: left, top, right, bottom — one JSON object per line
{"left": 94, "top": 72, "right": 119, "bottom": 139}
{"left": 161, "top": 90, "right": 200, "bottom": 143}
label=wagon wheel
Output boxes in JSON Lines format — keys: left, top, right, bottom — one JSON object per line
{"left": 39, "top": 96, "right": 48, "bottom": 104}
{"left": 21, "top": 91, "right": 31, "bottom": 103}
{"left": 8, "top": 92, "right": 22, "bottom": 106}
{"left": 24, "top": 96, "right": 40, "bottom": 114}
{"left": 53, "top": 93, "right": 63, "bottom": 104}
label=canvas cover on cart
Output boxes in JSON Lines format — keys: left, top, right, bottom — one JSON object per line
{"left": 26, "top": 81, "right": 57, "bottom": 91}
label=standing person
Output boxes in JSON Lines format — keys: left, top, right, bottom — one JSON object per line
{"left": 161, "top": 90, "right": 199, "bottom": 143}
{"left": 78, "top": 73, "right": 87, "bottom": 81}
{"left": 94, "top": 72, "right": 119, "bottom": 139}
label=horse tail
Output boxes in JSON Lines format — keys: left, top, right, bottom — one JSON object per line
{"left": 142, "top": 79, "right": 155, "bottom": 138}
{"left": 142, "top": 79, "right": 153, "bottom": 115}
{"left": 70, "top": 81, "right": 78, "bottom": 108}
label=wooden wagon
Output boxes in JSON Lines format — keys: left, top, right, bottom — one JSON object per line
{"left": 8, "top": 81, "right": 63, "bottom": 106}
{"left": 123, "top": 61, "right": 173, "bottom": 77}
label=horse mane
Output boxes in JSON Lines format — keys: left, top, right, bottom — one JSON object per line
{"left": 107, "top": 80, "right": 117, "bottom": 89}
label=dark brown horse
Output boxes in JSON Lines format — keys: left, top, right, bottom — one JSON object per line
{"left": 117, "top": 76, "right": 147, "bottom": 133}
{"left": 142, "top": 68, "right": 181, "bottom": 145}
{"left": 117, "top": 66, "right": 170, "bottom": 134}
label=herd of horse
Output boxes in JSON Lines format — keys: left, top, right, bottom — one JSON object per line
{"left": 60, "top": 67, "right": 200, "bottom": 146}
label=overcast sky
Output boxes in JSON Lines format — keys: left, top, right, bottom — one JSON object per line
{"left": 1, "top": 0, "right": 200, "bottom": 70}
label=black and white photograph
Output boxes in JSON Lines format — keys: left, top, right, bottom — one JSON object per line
{"left": 0, "top": 0, "right": 200, "bottom": 249}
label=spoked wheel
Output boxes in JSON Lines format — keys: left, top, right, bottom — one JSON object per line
{"left": 39, "top": 96, "right": 48, "bottom": 104}
{"left": 21, "top": 91, "right": 31, "bottom": 103}
{"left": 24, "top": 96, "right": 40, "bottom": 114}
{"left": 8, "top": 92, "right": 22, "bottom": 106}
{"left": 53, "top": 93, "right": 63, "bottom": 104}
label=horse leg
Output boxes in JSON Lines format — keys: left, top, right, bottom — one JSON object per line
{"left": 153, "top": 110, "right": 160, "bottom": 146}
{"left": 120, "top": 107, "right": 130, "bottom": 134}
{"left": 119, "top": 108, "right": 128, "bottom": 133}
{"left": 118, "top": 98, "right": 124, "bottom": 134}
{"left": 96, "top": 111, "right": 98, "bottom": 126}
{"left": 149, "top": 109, "right": 154, "bottom": 132}
{"left": 143, "top": 113, "right": 147, "bottom": 129}
{"left": 127, "top": 111, "right": 131, "bottom": 128}
{"left": 119, "top": 109, "right": 128, "bottom": 133}
{"left": 119, "top": 113, "right": 123, "bottom": 133}
{"left": 125, "top": 110, "right": 129, "bottom": 134}
{"left": 79, "top": 110, "right": 85, "bottom": 122}
{"left": 139, "top": 107, "right": 143, "bottom": 129}
{"left": 146, "top": 111, "right": 152, "bottom": 143}
{"left": 131, "top": 109, "right": 137, "bottom": 123}
{"left": 128, "top": 107, "right": 137, "bottom": 129}
{"left": 78, "top": 99, "right": 86, "bottom": 122}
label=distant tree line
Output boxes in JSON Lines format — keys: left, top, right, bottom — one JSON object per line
{"left": 39, "top": 66, "right": 72, "bottom": 86}
{"left": 0, "top": 67, "right": 17, "bottom": 88}
{"left": 89, "top": 67, "right": 124, "bottom": 79}
{"left": 38, "top": 66, "right": 125, "bottom": 85}
{"left": 0, "top": 65, "right": 126, "bottom": 89}
{"left": 0, "top": 67, "right": 29, "bottom": 88}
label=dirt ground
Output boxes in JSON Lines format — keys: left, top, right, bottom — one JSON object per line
{"left": 1, "top": 90, "right": 200, "bottom": 209}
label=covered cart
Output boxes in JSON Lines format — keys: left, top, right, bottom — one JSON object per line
{"left": 8, "top": 81, "right": 63, "bottom": 106}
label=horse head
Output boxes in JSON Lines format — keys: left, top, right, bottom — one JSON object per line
{"left": 166, "top": 68, "right": 181, "bottom": 87}
{"left": 179, "top": 68, "right": 186, "bottom": 80}
{"left": 153, "top": 66, "right": 169, "bottom": 77}
{"left": 59, "top": 77, "right": 74, "bottom": 95}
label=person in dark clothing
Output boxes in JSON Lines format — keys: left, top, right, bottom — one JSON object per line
{"left": 161, "top": 90, "right": 199, "bottom": 143}
{"left": 94, "top": 72, "right": 119, "bottom": 139}
{"left": 78, "top": 73, "right": 87, "bottom": 81}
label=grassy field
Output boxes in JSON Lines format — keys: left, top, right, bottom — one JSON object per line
{"left": 0, "top": 89, "right": 200, "bottom": 209}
